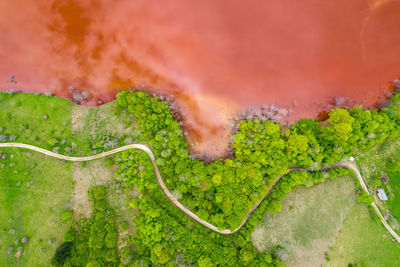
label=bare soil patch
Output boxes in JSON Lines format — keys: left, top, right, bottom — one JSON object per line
{"left": 72, "top": 160, "right": 115, "bottom": 218}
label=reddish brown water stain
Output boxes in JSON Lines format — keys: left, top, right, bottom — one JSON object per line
{"left": 1, "top": 0, "right": 400, "bottom": 158}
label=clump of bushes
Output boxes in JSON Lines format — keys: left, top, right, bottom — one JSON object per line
{"left": 52, "top": 242, "right": 73, "bottom": 266}
{"left": 53, "top": 186, "right": 119, "bottom": 266}
{"left": 60, "top": 210, "right": 73, "bottom": 221}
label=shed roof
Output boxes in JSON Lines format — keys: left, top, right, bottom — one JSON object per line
{"left": 377, "top": 188, "right": 388, "bottom": 201}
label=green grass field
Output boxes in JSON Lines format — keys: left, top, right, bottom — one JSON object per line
{"left": 0, "top": 149, "right": 72, "bottom": 266}
{"left": 0, "top": 93, "right": 72, "bottom": 151}
{"left": 0, "top": 93, "right": 74, "bottom": 265}
{"left": 252, "top": 176, "right": 357, "bottom": 266}
{"left": 0, "top": 92, "right": 138, "bottom": 265}
{"left": 252, "top": 175, "right": 400, "bottom": 266}
{"left": 328, "top": 203, "right": 400, "bottom": 267}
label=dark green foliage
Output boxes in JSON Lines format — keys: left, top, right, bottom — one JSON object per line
{"left": 52, "top": 242, "right": 73, "bottom": 266}
{"left": 112, "top": 91, "right": 400, "bottom": 266}
{"left": 55, "top": 187, "right": 119, "bottom": 266}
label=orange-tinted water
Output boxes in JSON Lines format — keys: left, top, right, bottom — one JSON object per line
{"left": 1, "top": 0, "right": 400, "bottom": 157}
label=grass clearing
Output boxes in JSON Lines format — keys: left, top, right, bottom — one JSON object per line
{"left": 72, "top": 159, "right": 116, "bottom": 218}
{"left": 72, "top": 101, "right": 140, "bottom": 156}
{"left": 252, "top": 176, "right": 356, "bottom": 267}
{"left": 0, "top": 92, "right": 72, "bottom": 151}
{"left": 327, "top": 203, "right": 400, "bottom": 266}
{"left": 0, "top": 92, "right": 138, "bottom": 264}
{"left": 0, "top": 149, "right": 72, "bottom": 266}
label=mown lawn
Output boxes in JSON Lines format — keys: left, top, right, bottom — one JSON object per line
{"left": 0, "top": 149, "right": 72, "bottom": 266}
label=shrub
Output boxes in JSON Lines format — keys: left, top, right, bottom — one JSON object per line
{"left": 119, "top": 221, "right": 129, "bottom": 232}
{"left": 105, "top": 159, "right": 114, "bottom": 167}
{"left": 105, "top": 230, "right": 118, "bottom": 248}
{"left": 86, "top": 260, "right": 101, "bottom": 267}
{"left": 357, "top": 191, "right": 374, "bottom": 205}
{"left": 52, "top": 242, "right": 73, "bottom": 266}
{"left": 91, "top": 186, "right": 106, "bottom": 200}
{"left": 94, "top": 199, "right": 107, "bottom": 211}
{"left": 63, "top": 226, "right": 75, "bottom": 242}
{"left": 61, "top": 210, "right": 73, "bottom": 221}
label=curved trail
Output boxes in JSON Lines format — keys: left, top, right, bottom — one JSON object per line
{"left": 0, "top": 143, "right": 399, "bottom": 242}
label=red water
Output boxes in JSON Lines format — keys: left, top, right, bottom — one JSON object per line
{"left": 1, "top": 0, "right": 400, "bottom": 157}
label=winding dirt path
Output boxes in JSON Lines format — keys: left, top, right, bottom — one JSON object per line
{"left": 0, "top": 142, "right": 399, "bottom": 242}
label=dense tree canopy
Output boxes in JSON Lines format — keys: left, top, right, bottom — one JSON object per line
{"left": 110, "top": 91, "right": 400, "bottom": 266}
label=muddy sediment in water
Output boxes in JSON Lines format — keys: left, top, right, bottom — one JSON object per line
{"left": 1, "top": 0, "right": 400, "bottom": 158}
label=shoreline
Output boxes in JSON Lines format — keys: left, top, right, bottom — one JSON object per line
{"left": 1, "top": 84, "right": 399, "bottom": 161}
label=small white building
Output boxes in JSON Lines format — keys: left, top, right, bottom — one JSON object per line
{"left": 349, "top": 156, "right": 355, "bottom": 162}
{"left": 377, "top": 188, "right": 388, "bottom": 201}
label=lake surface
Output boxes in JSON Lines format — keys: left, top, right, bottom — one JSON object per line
{"left": 1, "top": 0, "right": 400, "bottom": 157}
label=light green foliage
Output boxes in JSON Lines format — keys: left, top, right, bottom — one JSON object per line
{"left": 328, "top": 108, "right": 355, "bottom": 141}
{"left": 61, "top": 210, "right": 74, "bottom": 221}
{"left": 356, "top": 191, "right": 374, "bottom": 204}
{"left": 114, "top": 91, "right": 400, "bottom": 265}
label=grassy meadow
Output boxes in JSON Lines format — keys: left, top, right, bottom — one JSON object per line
{"left": 252, "top": 175, "right": 400, "bottom": 267}
{"left": 0, "top": 93, "right": 72, "bottom": 151}
{"left": 252, "top": 176, "right": 357, "bottom": 266}
{"left": 0, "top": 92, "right": 138, "bottom": 265}
{"left": 0, "top": 149, "right": 72, "bottom": 266}
{"left": 328, "top": 203, "right": 400, "bottom": 266}
{"left": 0, "top": 93, "right": 73, "bottom": 265}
